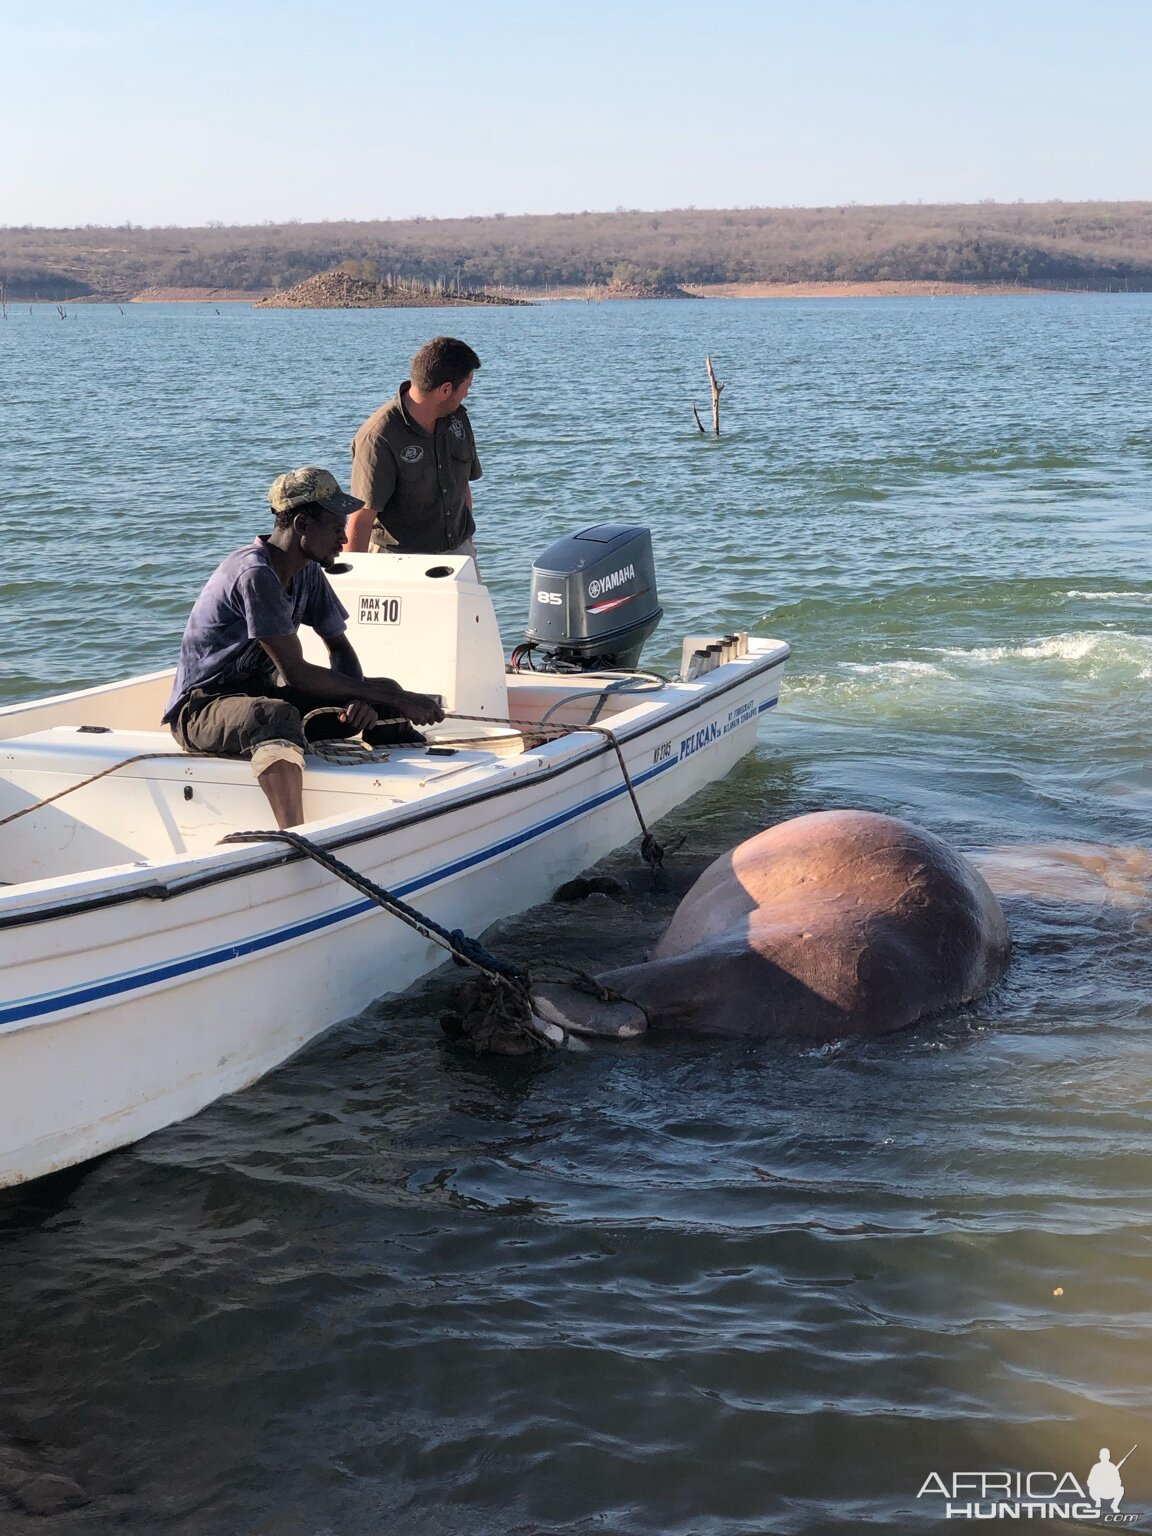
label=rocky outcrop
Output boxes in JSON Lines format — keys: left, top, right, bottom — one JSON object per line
{"left": 255, "top": 269, "right": 532, "bottom": 309}
{"left": 599, "top": 278, "right": 697, "bottom": 300}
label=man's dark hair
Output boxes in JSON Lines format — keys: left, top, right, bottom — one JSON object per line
{"left": 411, "top": 336, "right": 481, "bottom": 393}
{"left": 272, "top": 500, "right": 330, "bottom": 531}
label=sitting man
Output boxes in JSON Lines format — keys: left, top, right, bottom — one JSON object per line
{"left": 346, "top": 336, "right": 482, "bottom": 562}
{"left": 163, "top": 466, "right": 443, "bottom": 829}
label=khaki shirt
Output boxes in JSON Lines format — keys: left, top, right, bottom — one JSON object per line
{"left": 350, "top": 382, "right": 482, "bottom": 554}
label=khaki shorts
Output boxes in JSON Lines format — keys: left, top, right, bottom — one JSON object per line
{"left": 171, "top": 687, "right": 353, "bottom": 758}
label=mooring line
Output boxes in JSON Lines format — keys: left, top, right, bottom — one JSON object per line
{"left": 217, "top": 828, "right": 557, "bottom": 1049}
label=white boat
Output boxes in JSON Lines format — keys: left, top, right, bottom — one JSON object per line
{"left": 0, "top": 540, "right": 788, "bottom": 1187}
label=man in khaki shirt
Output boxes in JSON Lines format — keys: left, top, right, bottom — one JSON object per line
{"left": 348, "top": 337, "right": 482, "bottom": 562}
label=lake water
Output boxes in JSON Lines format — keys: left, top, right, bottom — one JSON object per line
{"left": 1, "top": 297, "right": 1150, "bottom": 1533}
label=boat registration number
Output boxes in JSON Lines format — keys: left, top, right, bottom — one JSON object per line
{"left": 359, "top": 596, "right": 402, "bottom": 625}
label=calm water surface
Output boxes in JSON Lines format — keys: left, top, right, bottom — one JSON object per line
{"left": 1, "top": 298, "right": 1150, "bottom": 1533}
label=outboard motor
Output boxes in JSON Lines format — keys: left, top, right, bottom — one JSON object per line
{"left": 521, "top": 524, "right": 663, "bottom": 671}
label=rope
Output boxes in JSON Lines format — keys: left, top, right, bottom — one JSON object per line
{"left": 532, "top": 959, "right": 649, "bottom": 1014}
{"left": 0, "top": 752, "right": 186, "bottom": 831}
{"left": 537, "top": 673, "right": 667, "bottom": 727}
{"left": 217, "top": 828, "right": 556, "bottom": 1051}
{"left": 299, "top": 703, "right": 670, "bottom": 877}
{"left": 303, "top": 739, "right": 394, "bottom": 764}
{"left": 299, "top": 706, "right": 403, "bottom": 764}
{"left": 445, "top": 711, "right": 668, "bottom": 876}
{"left": 0, "top": 703, "right": 673, "bottom": 881}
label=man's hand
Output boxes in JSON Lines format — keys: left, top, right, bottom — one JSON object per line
{"left": 339, "top": 700, "right": 379, "bottom": 735}
{"left": 397, "top": 690, "right": 445, "bottom": 725}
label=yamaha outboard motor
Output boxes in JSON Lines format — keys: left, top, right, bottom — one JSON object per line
{"left": 521, "top": 524, "right": 663, "bottom": 671}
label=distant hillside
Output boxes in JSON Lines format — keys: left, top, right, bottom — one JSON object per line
{"left": 2, "top": 202, "right": 1152, "bottom": 300}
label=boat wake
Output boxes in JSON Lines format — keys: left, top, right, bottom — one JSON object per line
{"left": 788, "top": 630, "right": 1152, "bottom": 709}
{"left": 936, "top": 630, "right": 1152, "bottom": 677}
{"left": 1062, "top": 588, "right": 1152, "bottom": 604}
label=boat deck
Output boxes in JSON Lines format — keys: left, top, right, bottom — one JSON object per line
{"left": 0, "top": 724, "right": 552, "bottom": 877}
{"left": 0, "top": 645, "right": 789, "bottom": 890}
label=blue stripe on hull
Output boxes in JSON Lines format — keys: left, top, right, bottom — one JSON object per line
{"left": 2, "top": 697, "right": 778, "bottom": 1027}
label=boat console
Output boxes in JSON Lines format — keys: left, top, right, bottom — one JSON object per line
{"left": 298, "top": 521, "right": 666, "bottom": 716}
{"left": 299, "top": 551, "right": 508, "bottom": 719}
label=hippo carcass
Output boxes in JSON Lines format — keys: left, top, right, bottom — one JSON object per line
{"left": 533, "top": 810, "right": 1011, "bottom": 1041}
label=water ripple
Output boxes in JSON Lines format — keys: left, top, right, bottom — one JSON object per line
{"left": 2, "top": 297, "right": 1151, "bottom": 1534}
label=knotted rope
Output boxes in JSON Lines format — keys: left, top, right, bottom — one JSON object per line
{"left": 218, "top": 828, "right": 559, "bottom": 1053}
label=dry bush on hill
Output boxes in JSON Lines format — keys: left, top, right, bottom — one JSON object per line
{"left": 2, "top": 202, "right": 1151, "bottom": 299}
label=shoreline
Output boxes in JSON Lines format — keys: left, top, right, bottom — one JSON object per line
{"left": 498, "top": 279, "right": 1072, "bottom": 301}
{"left": 130, "top": 287, "right": 270, "bottom": 302}
{"left": 684, "top": 279, "right": 1067, "bottom": 299}
{"left": 48, "top": 278, "right": 1107, "bottom": 305}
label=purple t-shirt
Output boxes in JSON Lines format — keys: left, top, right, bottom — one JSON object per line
{"left": 163, "top": 537, "right": 348, "bottom": 722}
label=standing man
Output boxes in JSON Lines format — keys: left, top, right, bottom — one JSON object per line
{"left": 347, "top": 336, "right": 483, "bottom": 562}
{"left": 163, "top": 467, "right": 443, "bottom": 829}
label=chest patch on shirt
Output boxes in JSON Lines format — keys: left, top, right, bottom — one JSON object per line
{"left": 450, "top": 418, "right": 466, "bottom": 440}
{"left": 400, "top": 445, "right": 424, "bottom": 464}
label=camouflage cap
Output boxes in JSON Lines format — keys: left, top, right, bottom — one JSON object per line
{"left": 268, "top": 466, "right": 362, "bottom": 516}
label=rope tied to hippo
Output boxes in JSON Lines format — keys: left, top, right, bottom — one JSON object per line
{"left": 217, "top": 828, "right": 562, "bottom": 1053}
{"left": 216, "top": 832, "right": 647, "bottom": 1053}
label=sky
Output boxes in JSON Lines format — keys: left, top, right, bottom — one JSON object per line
{"left": 1, "top": 0, "right": 1150, "bottom": 227}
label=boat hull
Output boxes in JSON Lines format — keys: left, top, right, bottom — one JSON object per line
{"left": 0, "top": 644, "right": 787, "bottom": 1186}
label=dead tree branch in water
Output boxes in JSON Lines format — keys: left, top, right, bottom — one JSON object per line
{"left": 691, "top": 403, "right": 705, "bottom": 433}
{"left": 706, "top": 354, "right": 724, "bottom": 436}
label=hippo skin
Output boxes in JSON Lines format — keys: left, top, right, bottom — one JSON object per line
{"left": 534, "top": 810, "right": 1011, "bottom": 1041}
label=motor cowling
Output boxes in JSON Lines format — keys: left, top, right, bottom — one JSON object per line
{"left": 523, "top": 524, "right": 663, "bottom": 671}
